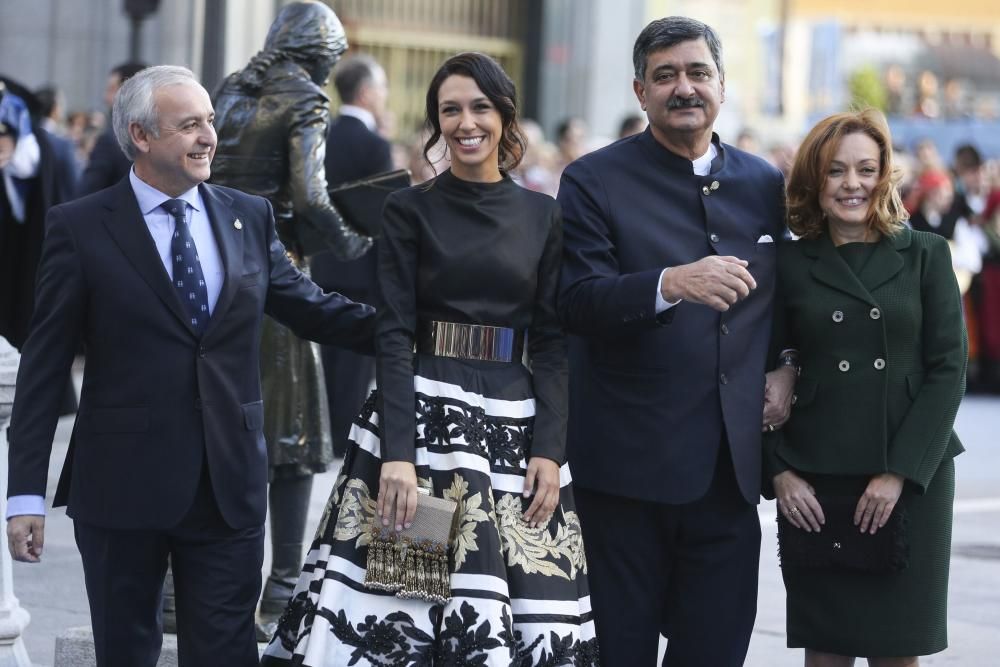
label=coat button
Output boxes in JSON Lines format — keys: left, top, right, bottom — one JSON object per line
{"left": 720, "top": 373, "right": 728, "bottom": 384}
{"left": 870, "top": 307, "right": 881, "bottom": 320}
{"left": 702, "top": 185, "right": 711, "bottom": 196}
{"left": 710, "top": 180, "right": 720, "bottom": 191}
{"left": 721, "top": 323, "right": 730, "bottom": 335}
{"left": 710, "top": 233, "right": 720, "bottom": 243}
{"left": 832, "top": 310, "right": 844, "bottom": 323}
{"left": 874, "top": 358, "right": 886, "bottom": 370}
{"left": 838, "top": 360, "right": 850, "bottom": 372}
{"left": 198, "top": 346, "right": 206, "bottom": 358}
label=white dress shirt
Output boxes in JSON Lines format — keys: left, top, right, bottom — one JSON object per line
{"left": 6, "top": 169, "right": 225, "bottom": 519}
{"left": 338, "top": 104, "right": 378, "bottom": 132}
{"left": 654, "top": 143, "right": 719, "bottom": 313}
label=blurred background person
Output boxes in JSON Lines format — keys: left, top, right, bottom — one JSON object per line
{"left": 511, "top": 117, "right": 558, "bottom": 196}
{"left": 1, "top": 81, "right": 77, "bottom": 351}
{"left": 617, "top": 112, "right": 646, "bottom": 139}
{"left": 312, "top": 52, "right": 394, "bottom": 464}
{"left": 35, "top": 85, "right": 81, "bottom": 187}
{"left": 552, "top": 115, "right": 588, "bottom": 184}
{"left": 975, "top": 191, "right": 1000, "bottom": 392}
{"left": 77, "top": 61, "right": 147, "bottom": 197}
{"left": 906, "top": 169, "right": 983, "bottom": 294}
{"left": 736, "top": 127, "right": 761, "bottom": 156}
{"left": 767, "top": 109, "right": 966, "bottom": 667}
{"left": 952, "top": 144, "right": 988, "bottom": 216}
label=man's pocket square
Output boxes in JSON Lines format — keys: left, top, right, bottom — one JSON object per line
{"left": 757, "top": 234, "right": 774, "bottom": 243}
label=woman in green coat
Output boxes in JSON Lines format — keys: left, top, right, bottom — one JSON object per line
{"left": 764, "top": 109, "right": 967, "bottom": 666}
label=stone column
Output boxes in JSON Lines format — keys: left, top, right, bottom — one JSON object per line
{"left": 0, "top": 337, "right": 31, "bottom": 667}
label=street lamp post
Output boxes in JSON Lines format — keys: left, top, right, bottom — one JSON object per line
{"left": 0, "top": 337, "right": 30, "bottom": 667}
{"left": 124, "top": 0, "right": 162, "bottom": 62}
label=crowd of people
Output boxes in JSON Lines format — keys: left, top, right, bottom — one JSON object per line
{"left": 0, "top": 3, "right": 980, "bottom": 667}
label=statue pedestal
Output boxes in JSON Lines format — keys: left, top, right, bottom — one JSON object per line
{"left": 0, "top": 337, "right": 31, "bottom": 666}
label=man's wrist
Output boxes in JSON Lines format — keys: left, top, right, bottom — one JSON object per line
{"left": 659, "top": 266, "right": 683, "bottom": 304}
{"left": 5, "top": 495, "right": 46, "bottom": 520}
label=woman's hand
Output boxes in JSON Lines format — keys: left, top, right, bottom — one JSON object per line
{"left": 762, "top": 366, "right": 797, "bottom": 431}
{"left": 774, "top": 470, "right": 825, "bottom": 532}
{"left": 523, "top": 457, "right": 561, "bottom": 528}
{"left": 377, "top": 461, "right": 418, "bottom": 532}
{"left": 855, "top": 473, "right": 904, "bottom": 535}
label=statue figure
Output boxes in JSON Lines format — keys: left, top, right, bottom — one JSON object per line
{"left": 209, "top": 0, "right": 371, "bottom": 639}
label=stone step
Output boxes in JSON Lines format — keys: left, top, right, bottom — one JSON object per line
{"left": 54, "top": 627, "right": 266, "bottom": 666}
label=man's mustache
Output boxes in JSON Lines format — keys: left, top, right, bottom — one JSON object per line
{"left": 667, "top": 97, "right": 705, "bottom": 110}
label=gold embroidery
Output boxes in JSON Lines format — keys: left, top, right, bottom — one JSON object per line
{"left": 332, "top": 478, "right": 378, "bottom": 548}
{"left": 313, "top": 470, "right": 348, "bottom": 541}
{"left": 442, "top": 474, "right": 490, "bottom": 570}
{"left": 495, "top": 493, "right": 588, "bottom": 580}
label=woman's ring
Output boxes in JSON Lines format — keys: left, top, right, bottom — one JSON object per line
{"left": 766, "top": 424, "right": 776, "bottom": 432}
{"left": 789, "top": 507, "right": 800, "bottom": 515}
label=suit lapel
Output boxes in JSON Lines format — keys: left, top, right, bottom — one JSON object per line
{"left": 806, "top": 228, "right": 909, "bottom": 304}
{"left": 806, "top": 234, "right": 876, "bottom": 305}
{"left": 200, "top": 183, "right": 244, "bottom": 337}
{"left": 102, "top": 180, "right": 199, "bottom": 336}
{"left": 858, "top": 228, "right": 907, "bottom": 292}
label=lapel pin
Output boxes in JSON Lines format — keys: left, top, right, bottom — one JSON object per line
{"left": 234, "top": 219, "right": 243, "bottom": 230}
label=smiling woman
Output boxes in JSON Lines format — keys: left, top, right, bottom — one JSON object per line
{"left": 421, "top": 51, "right": 525, "bottom": 183}
{"left": 261, "top": 52, "right": 598, "bottom": 667}
{"left": 765, "top": 108, "right": 966, "bottom": 666}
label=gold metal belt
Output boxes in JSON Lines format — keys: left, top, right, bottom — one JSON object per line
{"left": 416, "top": 320, "right": 524, "bottom": 363}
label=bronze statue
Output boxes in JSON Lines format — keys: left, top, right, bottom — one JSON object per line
{"left": 209, "top": 0, "right": 370, "bottom": 639}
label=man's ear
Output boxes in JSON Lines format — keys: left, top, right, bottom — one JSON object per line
{"left": 633, "top": 79, "right": 647, "bottom": 111}
{"left": 128, "top": 122, "right": 151, "bottom": 155}
{"left": 720, "top": 77, "right": 726, "bottom": 104}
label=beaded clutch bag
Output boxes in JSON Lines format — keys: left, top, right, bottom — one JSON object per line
{"left": 364, "top": 490, "right": 458, "bottom": 604}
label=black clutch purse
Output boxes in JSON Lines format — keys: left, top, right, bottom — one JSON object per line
{"left": 776, "top": 495, "right": 909, "bottom": 573}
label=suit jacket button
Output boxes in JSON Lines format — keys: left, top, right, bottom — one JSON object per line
{"left": 838, "top": 360, "right": 850, "bottom": 372}
{"left": 720, "top": 373, "right": 728, "bottom": 384}
{"left": 702, "top": 185, "right": 711, "bottom": 196}
{"left": 721, "top": 323, "right": 730, "bottom": 335}
{"left": 874, "top": 358, "right": 886, "bottom": 370}
{"left": 870, "top": 307, "right": 881, "bottom": 320}
{"left": 832, "top": 310, "right": 844, "bottom": 323}
{"left": 710, "top": 180, "right": 720, "bottom": 191}
{"left": 198, "top": 346, "right": 206, "bottom": 358}
{"left": 709, "top": 233, "right": 720, "bottom": 243}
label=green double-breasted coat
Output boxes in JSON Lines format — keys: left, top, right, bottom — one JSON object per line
{"left": 764, "top": 226, "right": 967, "bottom": 657}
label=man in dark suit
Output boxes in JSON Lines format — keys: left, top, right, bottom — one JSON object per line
{"left": 77, "top": 62, "right": 147, "bottom": 197}
{"left": 5, "top": 65, "right": 374, "bottom": 667}
{"left": 557, "top": 17, "right": 788, "bottom": 666}
{"left": 311, "top": 53, "right": 393, "bottom": 457}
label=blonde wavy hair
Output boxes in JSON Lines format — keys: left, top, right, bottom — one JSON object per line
{"left": 786, "top": 109, "right": 907, "bottom": 239}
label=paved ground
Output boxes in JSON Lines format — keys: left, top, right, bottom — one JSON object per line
{"left": 7, "top": 395, "right": 999, "bottom": 666}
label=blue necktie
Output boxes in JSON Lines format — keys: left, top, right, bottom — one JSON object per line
{"left": 161, "top": 198, "right": 210, "bottom": 336}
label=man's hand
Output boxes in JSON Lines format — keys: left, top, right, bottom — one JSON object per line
{"left": 7, "top": 515, "right": 45, "bottom": 563}
{"left": 660, "top": 256, "right": 757, "bottom": 311}
{"left": 763, "top": 366, "right": 797, "bottom": 431}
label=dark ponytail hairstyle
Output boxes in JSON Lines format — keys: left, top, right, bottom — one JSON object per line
{"left": 422, "top": 52, "right": 526, "bottom": 173}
